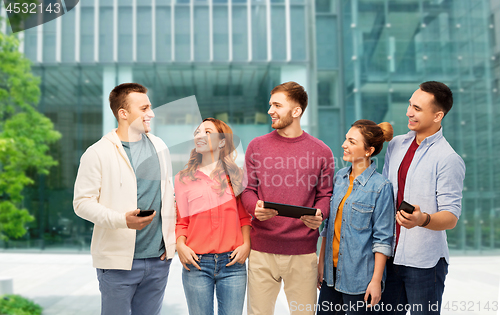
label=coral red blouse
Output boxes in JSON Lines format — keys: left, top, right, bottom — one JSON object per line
{"left": 175, "top": 170, "right": 252, "bottom": 254}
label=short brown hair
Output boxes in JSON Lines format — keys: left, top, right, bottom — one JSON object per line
{"left": 352, "top": 120, "right": 393, "bottom": 157}
{"left": 109, "top": 83, "right": 148, "bottom": 120}
{"left": 271, "top": 81, "right": 308, "bottom": 116}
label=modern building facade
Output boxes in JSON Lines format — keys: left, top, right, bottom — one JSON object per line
{"left": 0, "top": 0, "right": 498, "bottom": 253}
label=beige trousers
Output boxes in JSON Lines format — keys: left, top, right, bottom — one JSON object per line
{"left": 247, "top": 249, "right": 318, "bottom": 315}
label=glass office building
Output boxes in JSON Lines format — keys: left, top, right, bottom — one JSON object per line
{"left": 0, "top": 0, "right": 498, "bottom": 253}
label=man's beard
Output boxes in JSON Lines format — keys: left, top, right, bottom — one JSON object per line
{"left": 271, "top": 110, "right": 293, "bottom": 130}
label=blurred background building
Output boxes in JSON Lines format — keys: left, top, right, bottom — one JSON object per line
{"left": 0, "top": 0, "right": 498, "bottom": 254}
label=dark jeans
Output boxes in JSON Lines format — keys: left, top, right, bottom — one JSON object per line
{"left": 317, "top": 267, "right": 375, "bottom": 315}
{"left": 377, "top": 258, "right": 448, "bottom": 315}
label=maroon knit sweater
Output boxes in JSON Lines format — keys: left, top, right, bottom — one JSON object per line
{"left": 241, "top": 130, "right": 334, "bottom": 255}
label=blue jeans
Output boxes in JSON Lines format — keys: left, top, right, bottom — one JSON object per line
{"left": 96, "top": 257, "right": 172, "bottom": 315}
{"left": 378, "top": 258, "right": 448, "bottom": 315}
{"left": 318, "top": 267, "right": 375, "bottom": 315}
{"left": 182, "top": 252, "right": 247, "bottom": 315}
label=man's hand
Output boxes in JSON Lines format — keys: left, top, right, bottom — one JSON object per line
{"left": 226, "top": 242, "right": 250, "bottom": 266}
{"left": 126, "top": 209, "right": 155, "bottom": 230}
{"left": 396, "top": 204, "right": 424, "bottom": 229}
{"left": 177, "top": 241, "right": 201, "bottom": 271}
{"left": 254, "top": 200, "right": 278, "bottom": 221}
{"left": 301, "top": 209, "right": 323, "bottom": 230}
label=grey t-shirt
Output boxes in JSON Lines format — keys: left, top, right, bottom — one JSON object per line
{"left": 122, "top": 134, "right": 164, "bottom": 259}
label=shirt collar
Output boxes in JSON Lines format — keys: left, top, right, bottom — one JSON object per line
{"left": 195, "top": 169, "right": 211, "bottom": 180}
{"left": 403, "top": 127, "right": 444, "bottom": 147}
{"left": 343, "top": 160, "right": 377, "bottom": 186}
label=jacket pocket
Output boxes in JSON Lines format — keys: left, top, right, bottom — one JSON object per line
{"left": 350, "top": 202, "right": 374, "bottom": 230}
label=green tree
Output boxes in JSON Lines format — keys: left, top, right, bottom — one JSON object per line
{"left": 0, "top": 30, "right": 61, "bottom": 241}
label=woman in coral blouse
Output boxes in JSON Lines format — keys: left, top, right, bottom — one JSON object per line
{"left": 175, "top": 118, "right": 251, "bottom": 315}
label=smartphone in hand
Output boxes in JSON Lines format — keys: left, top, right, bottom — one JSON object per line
{"left": 137, "top": 209, "right": 155, "bottom": 217}
{"left": 398, "top": 201, "right": 415, "bottom": 214}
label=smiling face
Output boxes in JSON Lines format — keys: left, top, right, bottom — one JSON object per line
{"left": 268, "top": 92, "right": 298, "bottom": 130}
{"left": 342, "top": 127, "right": 372, "bottom": 163}
{"left": 122, "top": 92, "right": 154, "bottom": 134}
{"left": 193, "top": 121, "right": 224, "bottom": 155}
{"left": 407, "top": 88, "right": 444, "bottom": 135}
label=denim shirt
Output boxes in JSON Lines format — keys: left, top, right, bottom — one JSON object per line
{"left": 382, "top": 128, "right": 465, "bottom": 268}
{"left": 321, "top": 161, "right": 395, "bottom": 295}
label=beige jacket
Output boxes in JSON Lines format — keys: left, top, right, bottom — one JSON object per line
{"left": 73, "top": 130, "right": 176, "bottom": 270}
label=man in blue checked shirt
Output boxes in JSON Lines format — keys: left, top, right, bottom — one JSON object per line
{"left": 379, "top": 81, "right": 465, "bottom": 315}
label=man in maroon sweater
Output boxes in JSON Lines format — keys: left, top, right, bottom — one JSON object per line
{"left": 241, "top": 81, "right": 334, "bottom": 314}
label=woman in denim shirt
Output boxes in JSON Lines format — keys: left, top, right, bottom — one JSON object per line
{"left": 317, "top": 120, "right": 395, "bottom": 315}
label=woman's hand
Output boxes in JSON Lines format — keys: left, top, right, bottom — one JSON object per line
{"left": 317, "top": 237, "right": 326, "bottom": 289}
{"left": 317, "top": 259, "right": 324, "bottom": 289}
{"left": 364, "top": 280, "right": 382, "bottom": 307}
{"left": 226, "top": 242, "right": 250, "bottom": 266}
{"left": 177, "top": 240, "right": 201, "bottom": 271}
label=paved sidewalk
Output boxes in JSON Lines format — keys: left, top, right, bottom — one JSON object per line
{"left": 0, "top": 253, "right": 499, "bottom": 314}
{"left": 0, "top": 252, "right": 290, "bottom": 315}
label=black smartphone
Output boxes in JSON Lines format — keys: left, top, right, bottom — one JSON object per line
{"left": 398, "top": 201, "right": 415, "bottom": 214}
{"left": 137, "top": 209, "right": 155, "bottom": 217}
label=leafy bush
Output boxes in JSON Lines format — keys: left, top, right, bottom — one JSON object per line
{"left": 0, "top": 294, "right": 42, "bottom": 315}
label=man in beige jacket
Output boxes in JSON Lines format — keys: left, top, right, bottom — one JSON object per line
{"left": 74, "top": 83, "right": 176, "bottom": 315}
